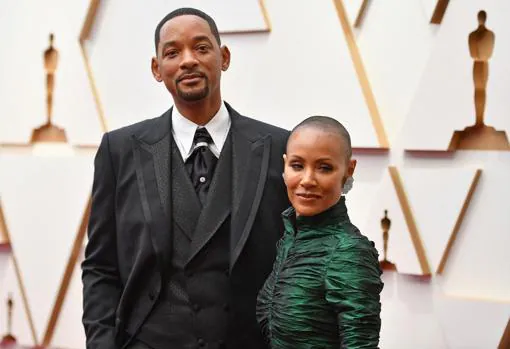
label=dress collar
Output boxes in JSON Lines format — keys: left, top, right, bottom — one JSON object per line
{"left": 282, "top": 196, "right": 350, "bottom": 233}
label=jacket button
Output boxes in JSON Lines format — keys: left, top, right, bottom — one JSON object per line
{"left": 197, "top": 338, "right": 206, "bottom": 347}
{"left": 193, "top": 303, "right": 201, "bottom": 312}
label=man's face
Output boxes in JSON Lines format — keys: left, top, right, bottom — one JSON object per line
{"left": 152, "top": 15, "right": 230, "bottom": 103}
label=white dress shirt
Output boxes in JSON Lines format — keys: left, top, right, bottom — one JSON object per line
{"left": 171, "top": 102, "right": 231, "bottom": 161}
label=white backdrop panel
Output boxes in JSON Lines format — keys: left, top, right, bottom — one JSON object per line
{"left": 435, "top": 293, "right": 510, "bottom": 348}
{"left": 223, "top": 0, "right": 379, "bottom": 147}
{"left": 401, "top": 167, "right": 480, "bottom": 274}
{"left": 0, "top": 151, "right": 94, "bottom": 340}
{"left": 356, "top": 0, "right": 438, "bottom": 144}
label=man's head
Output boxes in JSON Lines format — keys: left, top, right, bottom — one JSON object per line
{"left": 151, "top": 8, "right": 230, "bottom": 104}
{"left": 154, "top": 8, "right": 221, "bottom": 52}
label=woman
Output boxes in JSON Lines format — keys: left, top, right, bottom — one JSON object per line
{"left": 257, "top": 116, "right": 383, "bottom": 348}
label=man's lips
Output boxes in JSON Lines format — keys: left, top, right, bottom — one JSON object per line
{"left": 178, "top": 73, "right": 204, "bottom": 82}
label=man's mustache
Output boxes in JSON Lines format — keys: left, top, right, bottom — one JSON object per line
{"left": 176, "top": 72, "right": 206, "bottom": 82}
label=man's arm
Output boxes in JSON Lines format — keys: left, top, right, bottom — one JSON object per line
{"left": 82, "top": 133, "right": 122, "bottom": 349}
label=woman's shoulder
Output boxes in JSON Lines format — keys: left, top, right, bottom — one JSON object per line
{"left": 324, "top": 222, "right": 382, "bottom": 278}
{"left": 333, "top": 222, "right": 378, "bottom": 254}
{"left": 324, "top": 222, "right": 383, "bottom": 294}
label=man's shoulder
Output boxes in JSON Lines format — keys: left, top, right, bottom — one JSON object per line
{"left": 242, "top": 115, "right": 289, "bottom": 137}
{"left": 109, "top": 114, "right": 167, "bottom": 138}
{"left": 233, "top": 113, "right": 290, "bottom": 144}
{"left": 105, "top": 110, "right": 170, "bottom": 146}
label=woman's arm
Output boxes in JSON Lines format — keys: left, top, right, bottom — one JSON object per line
{"left": 325, "top": 230, "right": 384, "bottom": 348}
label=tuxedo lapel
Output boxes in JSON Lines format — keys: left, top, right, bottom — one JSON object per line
{"left": 186, "top": 134, "right": 232, "bottom": 264}
{"left": 229, "top": 108, "right": 272, "bottom": 270}
{"left": 132, "top": 109, "right": 173, "bottom": 273}
{"left": 170, "top": 136, "right": 201, "bottom": 240}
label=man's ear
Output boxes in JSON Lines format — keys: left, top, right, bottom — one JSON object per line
{"left": 151, "top": 56, "right": 162, "bottom": 82}
{"left": 220, "top": 45, "right": 231, "bottom": 71}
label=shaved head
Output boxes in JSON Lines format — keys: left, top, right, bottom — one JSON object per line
{"left": 288, "top": 116, "right": 352, "bottom": 159}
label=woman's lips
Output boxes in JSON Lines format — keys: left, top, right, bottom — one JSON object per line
{"left": 296, "top": 193, "right": 321, "bottom": 201}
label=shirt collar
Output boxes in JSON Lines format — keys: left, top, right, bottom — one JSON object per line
{"left": 171, "top": 101, "right": 231, "bottom": 160}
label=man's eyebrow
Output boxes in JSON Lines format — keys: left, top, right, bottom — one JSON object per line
{"left": 192, "top": 35, "right": 213, "bottom": 44}
{"left": 160, "top": 41, "right": 177, "bottom": 51}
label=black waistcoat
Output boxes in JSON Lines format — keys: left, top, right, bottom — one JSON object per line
{"left": 137, "top": 134, "right": 232, "bottom": 349}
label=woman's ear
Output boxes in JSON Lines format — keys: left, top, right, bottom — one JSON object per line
{"left": 347, "top": 159, "right": 357, "bottom": 177}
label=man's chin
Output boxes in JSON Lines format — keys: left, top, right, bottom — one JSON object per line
{"left": 177, "top": 88, "right": 209, "bottom": 102}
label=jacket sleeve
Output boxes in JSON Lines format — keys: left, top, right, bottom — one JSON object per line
{"left": 82, "top": 132, "right": 123, "bottom": 349}
{"left": 324, "top": 234, "right": 383, "bottom": 349}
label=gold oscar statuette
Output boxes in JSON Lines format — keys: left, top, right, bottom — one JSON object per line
{"left": 379, "top": 210, "right": 397, "bottom": 272}
{"left": 448, "top": 10, "right": 509, "bottom": 151}
{"left": 0, "top": 294, "right": 16, "bottom": 345}
{"left": 30, "top": 33, "right": 68, "bottom": 143}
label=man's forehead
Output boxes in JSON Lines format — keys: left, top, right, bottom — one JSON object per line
{"left": 160, "top": 15, "right": 213, "bottom": 38}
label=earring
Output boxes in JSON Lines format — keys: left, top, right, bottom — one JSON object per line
{"left": 342, "top": 177, "right": 354, "bottom": 194}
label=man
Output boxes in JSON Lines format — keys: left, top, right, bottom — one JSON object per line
{"left": 82, "top": 7, "right": 289, "bottom": 349}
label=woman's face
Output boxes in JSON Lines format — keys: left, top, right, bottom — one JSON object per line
{"left": 283, "top": 127, "right": 356, "bottom": 216}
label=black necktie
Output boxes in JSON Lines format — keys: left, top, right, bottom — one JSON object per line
{"left": 185, "top": 127, "right": 218, "bottom": 206}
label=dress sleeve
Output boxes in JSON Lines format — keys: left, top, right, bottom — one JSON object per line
{"left": 324, "top": 233, "right": 383, "bottom": 349}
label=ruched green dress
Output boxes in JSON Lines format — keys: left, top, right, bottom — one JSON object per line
{"left": 256, "top": 197, "right": 383, "bottom": 348}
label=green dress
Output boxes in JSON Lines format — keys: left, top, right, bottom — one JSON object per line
{"left": 256, "top": 197, "right": 383, "bottom": 348}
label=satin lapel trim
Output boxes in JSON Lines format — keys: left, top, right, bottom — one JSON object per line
{"left": 230, "top": 133, "right": 271, "bottom": 269}
{"left": 170, "top": 136, "right": 201, "bottom": 240}
{"left": 132, "top": 135, "right": 172, "bottom": 273}
{"left": 186, "top": 137, "right": 232, "bottom": 265}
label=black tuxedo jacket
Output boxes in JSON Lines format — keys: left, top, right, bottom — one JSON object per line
{"left": 82, "top": 103, "right": 290, "bottom": 349}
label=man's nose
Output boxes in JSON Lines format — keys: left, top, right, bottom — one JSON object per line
{"left": 180, "top": 49, "right": 198, "bottom": 69}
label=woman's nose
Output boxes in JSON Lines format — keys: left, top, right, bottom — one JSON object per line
{"left": 300, "top": 169, "right": 317, "bottom": 188}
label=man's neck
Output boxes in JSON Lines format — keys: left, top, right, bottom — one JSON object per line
{"left": 174, "top": 97, "right": 222, "bottom": 126}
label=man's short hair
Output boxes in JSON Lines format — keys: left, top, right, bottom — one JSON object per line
{"left": 154, "top": 7, "right": 221, "bottom": 53}
{"left": 289, "top": 116, "right": 352, "bottom": 159}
